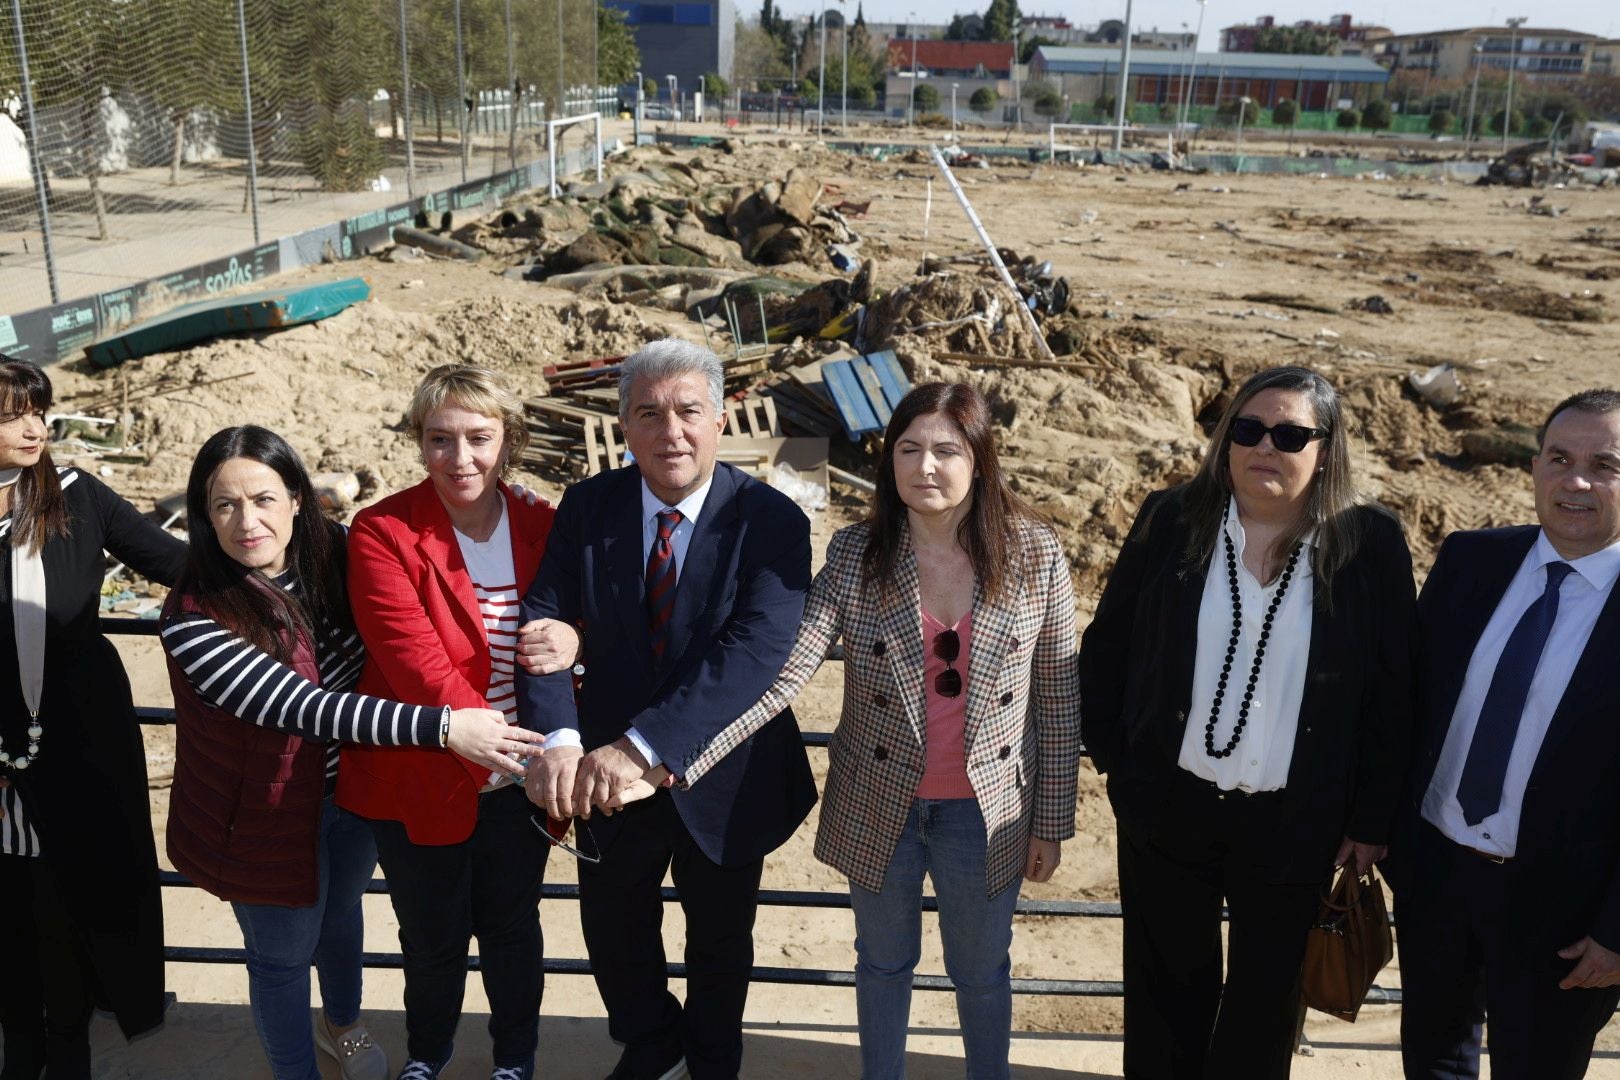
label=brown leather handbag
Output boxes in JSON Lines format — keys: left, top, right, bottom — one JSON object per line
{"left": 1300, "top": 866, "right": 1394, "bottom": 1022}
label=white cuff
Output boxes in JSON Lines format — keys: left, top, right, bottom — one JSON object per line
{"left": 541, "top": 729, "right": 583, "bottom": 751}
{"left": 624, "top": 726, "right": 662, "bottom": 769}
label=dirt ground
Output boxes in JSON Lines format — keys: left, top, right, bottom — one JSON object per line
{"left": 45, "top": 126, "right": 1620, "bottom": 1076}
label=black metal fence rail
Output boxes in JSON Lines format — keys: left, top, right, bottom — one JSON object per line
{"left": 108, "top": 617, "right": 1405, "bottom": 1006}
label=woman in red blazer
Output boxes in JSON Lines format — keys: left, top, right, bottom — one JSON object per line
{"left": 338, "top": 365, "right": 574, "bottom": 1080}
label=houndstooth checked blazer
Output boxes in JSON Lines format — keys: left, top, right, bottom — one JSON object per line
{"left": 677, "top": 516, "right": 1081, "bottom": 897}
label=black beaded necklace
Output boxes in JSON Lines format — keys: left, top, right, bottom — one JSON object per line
{"left": 1204, "top": 523, "right": 1304, "bottom": 760}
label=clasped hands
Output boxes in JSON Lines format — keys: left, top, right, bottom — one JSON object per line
{"left": 523, "top": 738, "right": 672, "bottom": 820}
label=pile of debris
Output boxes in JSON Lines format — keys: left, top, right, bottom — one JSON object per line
{"left": 458, "top": 154, "right": 862, "bottom": 281}
{"left": 1478, "top": 142, "right": 1590, "bottom": 188}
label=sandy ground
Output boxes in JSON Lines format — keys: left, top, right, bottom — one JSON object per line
{"left": 29, "top": 125, "right": 1620, "bottom": 1077}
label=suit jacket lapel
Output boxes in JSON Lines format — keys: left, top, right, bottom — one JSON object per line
{"left": 409, "top": 482, "right": 484, "bottom": 648}
{"left": 1427, "top": 530, "right": 1536, "bottom": 760}
{"left": 878, "top": 526, "right": 927, "bottom": 747}
{"left": 963, "top": 554, "right": 1021, "bottom": 759}
{"left": 606, "top": 468, "right": 654, "bottom": 673}
{"left": 1529, "top": 570, "right": 1620, "bottom": 783}
{"left": 665, "top": 466, "right": 735, "bottom": 673}
{"left": 504, "top": 485, "right": 545, "bottom": 587}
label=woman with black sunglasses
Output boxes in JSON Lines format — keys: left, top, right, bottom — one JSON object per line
{"left": 1078, "top": 365, "right": 1418, "bottom": 1078}
{"left": 657, "top": 382, "right": 1081, "bottom": 1079}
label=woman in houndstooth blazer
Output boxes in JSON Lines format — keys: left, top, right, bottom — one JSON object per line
{"left": 670, "top": 382, "right": 1081, "bottom": 1080}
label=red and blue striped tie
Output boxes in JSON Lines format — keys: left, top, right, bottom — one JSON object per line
{"left": 646, "top": 509, "right": 683, "bottom": 660}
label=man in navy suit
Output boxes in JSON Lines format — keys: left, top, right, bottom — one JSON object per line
{"left": 1393, "top": 388, "right": 1620, "bottom": 1079}
{"left": 516, "top": 339, "right": 816, "bottom": 1080}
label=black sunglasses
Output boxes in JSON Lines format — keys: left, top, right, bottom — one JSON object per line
{"left": 531, "top": 813, "right": 601, "bottom": 864}
{"left": 1229, "top": 417, "right": 1328, "bottom": 454}
{"left": 933, "top": 629, "right": 962, "bottom": 699}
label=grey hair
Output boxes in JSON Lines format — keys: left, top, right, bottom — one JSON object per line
{"left": 617, "top": 340, "right": 725, "bottom": 422}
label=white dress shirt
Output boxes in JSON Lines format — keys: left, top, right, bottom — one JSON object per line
{"left": 622, "top": 476, "right": 715, "bottom": 769}
{"left": 1179, "top": 498, "right": 1315, "bottom": 793}
{"left": 1421, "top": 531, "right": 1620, "bottom": 857}
{"left": 536, "top": 476, "right": 714, "bottom": 769}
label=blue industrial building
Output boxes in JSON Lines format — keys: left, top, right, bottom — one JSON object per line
{"left": 605, "top": 0, "right": 735, "bottom": 100}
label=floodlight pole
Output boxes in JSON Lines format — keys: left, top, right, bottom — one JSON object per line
{"left": 1502, "top": 16, "right": 1526, "bottom": 153}
{"left": 1112, "top": 0, "right": 1134, "bottom": 152}
{"left": 1464, "top": 43, "right": 1482, "bottom": 146}
{"left": 9, "top": 0, "right": 57, "bottom": 303}
{"left": 1179, "top": 0, "right": 1209, "bottom": 132}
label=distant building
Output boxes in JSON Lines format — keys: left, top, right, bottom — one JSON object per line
{"left": 884, "top": 38, "right": 1016, "bottom": 117}
{"left": 606, "top": 0, "right": 735, "bottom": 92}
{"left": 1221, "top": 14, "right": 1391, "bottom": 56}
{"left": 1030, "top": 46, "right": 1390, "bottom": 112}
{"left": 1592, "top": 39, "right": 1620, "bottom": 77}
{"left": 1371, "top": 26, "right": 1598, "bottom": 84}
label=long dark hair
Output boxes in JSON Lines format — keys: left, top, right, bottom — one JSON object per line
{"left": 0, "top": 359, "right": 71, "bottom": 554}
{"left": 862, "top": 382, "right": 1042, "bottom": 603}
{"left": 1182, "top": 366, "right": 1365, "bottom": 597}
{"left": 177, "top": 426, "right": 355, "bottom": 662}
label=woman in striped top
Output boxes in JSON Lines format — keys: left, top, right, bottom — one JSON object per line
{"left": 0, "top": 359, "right": 186, "bottom": 1080}
{"left": 161, "top": 425, "right": 548, "bottom": 1080}
{"left": 337, "top": 365, "right": 577, "bottom": 1080}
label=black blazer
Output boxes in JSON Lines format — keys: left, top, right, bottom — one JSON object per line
{"left": 1078, "top": 487, "right": 1417, "bottom": 881}
{"left": 516, "top": 461, "right": 817, "bottom": 867}
{"left": 0, "top": 469, "right": 186, "bottom": 1038}
{"left": 1395, "top": 526, "right": 1620, "bottom": 953}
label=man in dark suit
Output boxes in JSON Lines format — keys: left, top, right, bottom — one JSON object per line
{"left": 515, "top": 339, "right": 816, "bottom": 1080}
{"left": 1394, "top": 388, "right": 1620, "bottom": 1079}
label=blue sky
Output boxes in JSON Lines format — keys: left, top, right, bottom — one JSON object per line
{"left": 773, "top": 1, "right": 1617, "bottom": 44}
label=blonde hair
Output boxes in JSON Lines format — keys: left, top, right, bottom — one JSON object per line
{"left": 407, "top": 364, "right": 530, "bottom": 479}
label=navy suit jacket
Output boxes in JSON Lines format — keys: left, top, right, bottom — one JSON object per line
{"left": 515, "top": 461, "right": 817, "bottom": 867}
{"left": 1398, "top": 526, "right": 1620, "bottom": 953}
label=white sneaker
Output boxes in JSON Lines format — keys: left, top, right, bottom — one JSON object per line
{"left": 315, "top": 1012, "right": 390, "bottom": 1080}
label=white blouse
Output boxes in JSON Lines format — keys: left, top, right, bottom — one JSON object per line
{"left": 1178, "top": 498, "right": 1315, "bottom": 793}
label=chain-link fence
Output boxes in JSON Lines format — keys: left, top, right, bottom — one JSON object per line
{"left": 0, "top": 0, "right": 616, "bottom": 359}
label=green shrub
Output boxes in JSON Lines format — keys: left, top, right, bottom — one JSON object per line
{"left": 1336, "top": 107, "right": 1361, "bottom": 129}
{"left": 1428, "top": 109, "right": 1454, "bottom": 135}
{"left": 969, "top": 86, "right": 998, "bottom": 117}
{"left": 913, "top": 83, "right": 940, "bottom": 112}
{"left": 1271, "top": 98, "right": 1297, "bottom": 125}
{"left": 1490, "top": 108, "right": 1524, "bottom": 135}
{"left": 1361, "top": 99, "right": 1392, "bottom": 130}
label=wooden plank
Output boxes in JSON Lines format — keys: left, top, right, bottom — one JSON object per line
{"left": 866, "top": 350, "right": 912, "bottom": 412}
{"left": 934, "top": 351, "right": 1106, "bottom": 372}
{"left": 855, "top": 363, "right": 892, "bottom": 427}
{"left": 821, "top": 359, "right": 881, "bottom": 441}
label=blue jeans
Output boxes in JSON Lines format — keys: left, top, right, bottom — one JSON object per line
{"left": 232, "top": 799, "right": 377, "bottom": 1080}
{"left": 848, "top": 798, "right": 1021, "bottom": 1080}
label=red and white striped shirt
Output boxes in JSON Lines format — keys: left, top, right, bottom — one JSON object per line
{"left": 453, "top": 503, "right": 522, "bottom": 788}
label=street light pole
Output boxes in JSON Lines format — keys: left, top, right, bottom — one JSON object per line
{"left": 1179, "top": 0, "right": 1209, "bottom": 132}
{"left": 1235, "top": 94, "right": 1251, "bottom": 147}
{"left": 1112, "top": 0, "right": 1134, "bottom": 152}
{"left": 908, "top": 13, "right": 918, "bottom": 128}
{"left": 1464, "top": 42, "right": 1483, "bottom": 146}
{"left": 1012, "top": 24, "right": 1021, "bottom": 132}
{"left": 952, "top": 82, "right": 959, "bottom": 132}
{"left": 1502, "top": 16, "right": 1526, "bottom": 152}
{"left": 817, "top": 0, "right": 827, "bottom": 132}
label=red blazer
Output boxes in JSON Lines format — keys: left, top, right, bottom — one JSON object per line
{"left": 337, "top": 479, "right": 554, "bottom": 845}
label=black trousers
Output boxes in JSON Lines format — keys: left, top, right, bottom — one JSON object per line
{"left": 1115, "top": 776, "right": 1323, "bottom": 1080}
{"left": 579, "top": 790, "right": 764, "bottom": 1080}
{"left": 1396, "top": 817, "right": 1620, "bottom": 1080}
{"left": 370, "top": 784, "right": 551, "bottom": 1068}
{"left": 0, "top": 857, "right": 94, "bottom": 1080}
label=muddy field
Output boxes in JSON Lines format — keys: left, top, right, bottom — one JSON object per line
{"left": 50, "top": 130, "right": 1620, "bottom": 1075}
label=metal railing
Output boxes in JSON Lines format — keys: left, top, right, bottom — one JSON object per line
{"left": 104, "top": 616, "right": 1404, "bottom": 1006}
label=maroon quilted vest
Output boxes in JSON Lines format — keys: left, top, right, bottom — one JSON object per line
{"left": 163, "top": 588, "right": 328, "bottom": 907}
